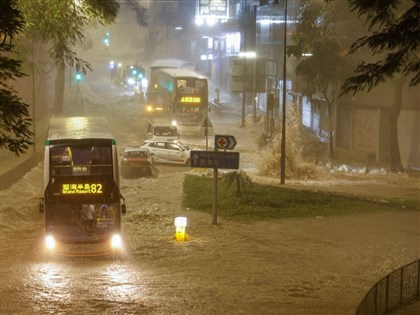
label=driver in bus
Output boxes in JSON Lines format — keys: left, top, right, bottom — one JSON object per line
{"left": 81, "top": 204, "right": 96, "bottom": 233}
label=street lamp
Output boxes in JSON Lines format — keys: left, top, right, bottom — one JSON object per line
{"left": 280, "top": 0, "right": 288, "bottom": 185}
{"left": 74, "top": 72, "right": 84, "bottom": 111}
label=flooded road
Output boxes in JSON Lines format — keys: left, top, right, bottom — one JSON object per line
{"left": 1, "top": 259, "right": 154, "bottom": 314}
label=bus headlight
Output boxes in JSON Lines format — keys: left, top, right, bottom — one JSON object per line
{"left": 111, "top": 234, "right": 123, "bottom": 249}
{"left": 45, "top": 235, "right": 56, "bottom": 250}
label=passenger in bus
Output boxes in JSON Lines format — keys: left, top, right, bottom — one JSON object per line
{"left": 81, "top": 204, "right": 96, "bottom": 233}
{"left": 60, "top": 147, "right": 72, "bottom": 164}
{"left": 100, "top": 204, "right": 112, "bottom": 219}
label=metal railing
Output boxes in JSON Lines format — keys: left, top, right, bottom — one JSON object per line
{"left": 356, "top": 259, "right": 420, "bottom": 315}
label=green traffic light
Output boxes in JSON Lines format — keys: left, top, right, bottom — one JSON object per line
{"left": 75, "top": 72, "right": 83, "bottom": 82}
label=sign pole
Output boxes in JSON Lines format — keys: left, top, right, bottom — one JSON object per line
{"left": 190, "top": 134, "right": 239, "bottom": 225}
{"left": 212, "top": 166, "right": 218, "bottom": 225}
{"left": 205, "top": 121, "right": 208, "bottom": 151}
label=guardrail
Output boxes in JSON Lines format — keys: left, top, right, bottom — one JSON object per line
{"left": 209, "top": 99, "right": 222, "bottom": 114}
{"left": 356, "top": 259, "right": 420, "bottom": 315}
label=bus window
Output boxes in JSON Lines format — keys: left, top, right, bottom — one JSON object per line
{"left": 196, "top": 80, "right": 205, "bottom": 91}
{"left": 51, "top": 145, "right": 112, "bottom": 176}
{"left": 51, "top": 146, "right": 73, "bottom": 176}
{"left": 177, "top": 80, "right": 186, "bottom": 88}
{"left": 51, "top": 146, "right": 72, "bottom": 164}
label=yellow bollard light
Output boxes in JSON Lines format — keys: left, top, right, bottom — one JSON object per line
{"left": 175, "top": 216, "right": 187, "bottom": 241}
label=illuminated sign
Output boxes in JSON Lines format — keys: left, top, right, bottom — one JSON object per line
{"left": 180, "top": 96, "right": 201, "bottom": 103}
{"left": 62, "top": 183, "right": 103, "bottom": 194}
{"left": 197, "top": 0, "right": 227, "bottom": 17}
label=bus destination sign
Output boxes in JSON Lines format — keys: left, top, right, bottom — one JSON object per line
{"left": 180, "top": 96, "right": 201, "bottom": 103}
{"left": 62, "top": 183, "right": 103, "bottom": 195}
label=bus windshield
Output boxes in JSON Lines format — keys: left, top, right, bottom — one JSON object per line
{"left": 176, "top": 78, "right": 206, "bottom": 95}
{"left": 154, "top": 126, "right": 178, "bottom": 137}
{"left": 46, "top": 202, "right": 119, "bottom": 236}
{"left": 50, "top": 144, "right": 113, "bottom": 177}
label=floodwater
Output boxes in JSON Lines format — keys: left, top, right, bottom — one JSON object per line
{"left": 1, "top": 25, "right": 419, "bottom": 315}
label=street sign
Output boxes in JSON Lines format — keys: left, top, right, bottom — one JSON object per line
{"left": 201, "top": 118, "right": 213, "bottom": 128}
{"left": 201, "top": 118, "right": 214, "bottom": 138}
{"left": 190, "top": 150, "right": 239, "bottom": 169}
{"left": 214, "top": 135, "right": 237, "bottom": 150}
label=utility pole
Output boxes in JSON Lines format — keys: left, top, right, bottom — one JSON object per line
{"left": 241, "top": 12, "right": 247, "bottom": 128}
{"left": 253, "top": 58, "right": 257, "bottom": 123}
{"left": 280, "top": 0, "right": 288, "bottom": 185}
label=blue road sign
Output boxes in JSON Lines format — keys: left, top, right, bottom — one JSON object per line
{"left": 190, "top": 150, "right": 239, "bottom": 169}
{"left": 214, "top": 135, "right": 237, "bottom": 150}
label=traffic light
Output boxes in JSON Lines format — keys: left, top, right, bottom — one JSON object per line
{"left": 103, "top": 32, "right": 110, "bottom": 47}
{"left": 74, "top": 72, "right": 83, "bottom": 82}
{"left": 133, "top": 65, "right": 145, "bottom": 80}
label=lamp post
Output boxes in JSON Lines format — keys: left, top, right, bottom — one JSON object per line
{"left": 280, "top": 0, "right": 288, "bottom": 185}
{"left": 241, "top": 54, "right": 246, "bottom": 127}
{"left": 74, "top": 72, "right": 84, "bottom": 112}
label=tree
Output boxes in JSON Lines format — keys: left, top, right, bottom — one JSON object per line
{"left": 17, "top": 0, "right": 120, "bottom": 115}
{"left": 223, "top": 170, "right": 253, "bottom": 197}
{"left": 0, "top": 0, "right": 33, "bottom": 155}
{"left": 341, "top": 0, "right": 419, "bottom": 172}
{"left": 342, "top": 0, "right": 419, "bottom": 92}
{"left": 127, "top": 0, "right": 148, "bottom": 27}
{"left": 287, "top": 0, "right": 348, "bottom": 163}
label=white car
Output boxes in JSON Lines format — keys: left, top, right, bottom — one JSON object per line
{"left": 140, "top": 140, "right": 191, "bottom": 165}
{"left": 146, "top": 119, "right": 180, "bottom": 141}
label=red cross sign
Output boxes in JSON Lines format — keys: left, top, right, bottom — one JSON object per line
{"left": 214, "top": 135, "right": 237, "bottom": 150}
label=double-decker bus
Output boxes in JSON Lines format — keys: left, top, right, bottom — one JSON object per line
{"left": 39, "top": 116, "right": 126, "bottom": 256}
{"left": 151, "top": 68, "right": 209, "bottom": 134}
{"left": 145, "top": 65, "right": 176, "bottom": 115}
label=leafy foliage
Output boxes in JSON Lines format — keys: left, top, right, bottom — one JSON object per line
{"left": 342, "top": 0, "right": 419, "bottom": 94}
{"left": 286, "top": 0, "right": 334, "bottom": 57}
{"left": 295, "top": 39, "right": 347, "bottom": 98}
{"left": 0, "top": 0, "right": 33, "bottom": 155}
{"left": 127, "top": 0, "right": 148, "bottom": 27}
{"left": 223, "top": 170, "right": 253, "bottom": 197}
{"left": 18, "top": 0, "right": 120, "bottom": 73}
{"left": 287, "top": 0, "right": 349, "bottom": 161}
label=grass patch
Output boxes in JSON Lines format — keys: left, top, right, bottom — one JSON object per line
{"left": 183, "top": 175, "right": 419, "bottom": 222}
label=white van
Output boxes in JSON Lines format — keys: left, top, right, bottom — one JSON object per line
{"left": 146, "top": 119, "right": 180, "bottom": 141}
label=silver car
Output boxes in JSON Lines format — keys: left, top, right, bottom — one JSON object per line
{"left": 140, "top": 140, "right": 191, "bottom": 165}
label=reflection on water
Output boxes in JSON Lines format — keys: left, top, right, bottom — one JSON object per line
{"left": 34, "top": 263, "right": 72, "bottom": 307}
{"left": 103, "top": 265, "right": 139, "bottom": 299}
{"left": 1, "top": 259, "right": 153, "bottom": 315}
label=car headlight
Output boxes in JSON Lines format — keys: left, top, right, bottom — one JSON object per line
{"left": 111, "top": 234, "right": 123, "bottom": 249}
{"left": 45, "top": 235, "right": 56, "bottom": 250}
{"left": 127, "top": 78, "right": 136, "bottom": 85}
